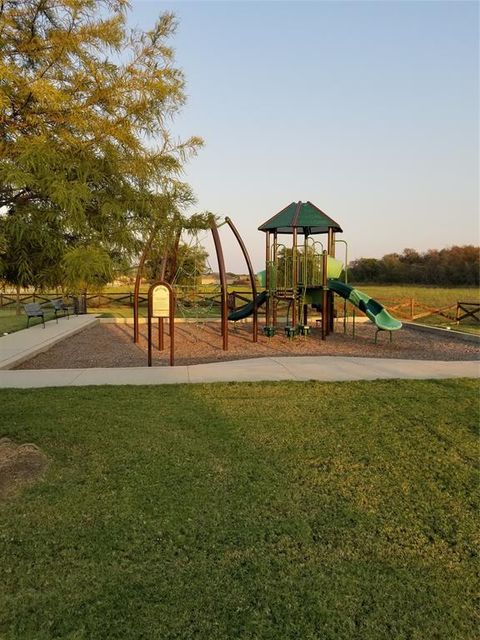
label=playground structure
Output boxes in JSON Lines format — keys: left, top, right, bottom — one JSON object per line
{"left": 255, "top": 200, "right": 344, "bottom": 340}
{"left": 230, "top": 201, "right": 402, "bottom": 342}
{"left": 133, "top": 201, "right": 403, "bottom": 360}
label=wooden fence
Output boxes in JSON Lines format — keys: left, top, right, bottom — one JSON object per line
{"left": 456, "top": 302, "right": 480, "bottom": 324}
{"left": 374, "top": 298, "right": 479, "bottom": 323}
{"left": 0, "top": 292, "right": 71, "bottom": 307}
{"left": 1, "top": 290, "right": 478, "bottom": 324}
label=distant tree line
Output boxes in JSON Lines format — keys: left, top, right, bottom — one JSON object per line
{"left": 348, "top": 246, "right": 479, "bottom": 286}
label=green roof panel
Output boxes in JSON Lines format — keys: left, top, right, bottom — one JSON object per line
{"left": 258, "top": 201, "right": 342, "bottom": 235}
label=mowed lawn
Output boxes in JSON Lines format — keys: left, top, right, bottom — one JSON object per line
{"left": 0, "top": 308, "right": 58, "bottom": 334}
{"left": 1, "top": 379, "right": 479, "bottom": 640}
{"left": 352, "top": 285, "right": 478, "bottom": 308}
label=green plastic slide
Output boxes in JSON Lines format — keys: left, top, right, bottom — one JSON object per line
{"left": 228, "top": 290, "right": 268, "bottom": 322}
{"left": 327, "top": 280, "right": 402, "bottom": 332}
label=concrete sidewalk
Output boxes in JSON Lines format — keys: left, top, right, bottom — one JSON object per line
{"left": 0, "top": 314, "right": 98, "bottom": 370}
{"left": 0, "top": 315, "right": 478, "bottom": 388}
{"left": 0, "top": 356, "right": 478, "bottom": 388}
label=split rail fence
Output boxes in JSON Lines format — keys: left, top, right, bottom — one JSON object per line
{"left": 1, "top": 291, "right": 478, "bottom": 325}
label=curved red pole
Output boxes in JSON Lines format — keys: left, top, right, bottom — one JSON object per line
{"left": 225, "top": 217, "right": 258, "bottom": 342}
{"left": 210, "top": 220, "right": 228, "bottom": 350}
{"left": 133, "top": 224, "right": 159, "bottom": 343}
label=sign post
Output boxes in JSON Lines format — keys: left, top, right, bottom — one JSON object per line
{"left": 147, "top": 281, "right": 175, "bottom": 366}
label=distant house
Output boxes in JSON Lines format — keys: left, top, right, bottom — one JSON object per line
{"left": 201, "top": 274, "right": 219, "bottom": 285}
{"left": 200, "top": 273, "right": 237, "bottom": 286}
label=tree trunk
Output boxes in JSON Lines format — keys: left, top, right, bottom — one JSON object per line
{"left": 16, "top": 285, "right": 21, "bottom": 315}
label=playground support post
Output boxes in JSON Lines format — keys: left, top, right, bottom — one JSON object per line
{"left": 321, "top": 250, "right": 328, "bottom": 341}
{"left": 265, "top": 232, "right": 271, "bottom": 327}
{"left": 158, "top": 317, "right": 164, "bottom": 351}
{"left": 292, "top": 226, "right": 298, "bottom": 327}
{"left": 210, "top": 221, "right": 228, "bottom": 350}
{"left": 134, "top": 223, "right": 159, "bottom": 343}
{"left": 225, "top": 217, "right": 258, "bottom": 342}
{"left": 272, "top": 231, "right": 278, "bottom": 327}
{"left": 328, "top": 291, "right": 334, "bottom": 333}
{"left": 328, "top": 229, "right": 336, "bottom": 257}
{"left": 303, "top": 233, "right": 308, "bottom": 285}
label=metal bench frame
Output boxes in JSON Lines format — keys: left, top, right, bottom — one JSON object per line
{"left": 24, "top": 303, "right": 45, "bottom": 328}
{"left": 51, "top": 299, "right": 72, "bottom": 322}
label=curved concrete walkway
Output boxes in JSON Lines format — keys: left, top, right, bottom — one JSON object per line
{"left": 0, "top": 356, "right": 478, "bottom": 388}
{"left": 0, "top": 315, "right": 478, "bottom": 388}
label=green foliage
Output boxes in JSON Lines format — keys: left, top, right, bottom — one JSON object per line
{"left": 0, "top": 0, "right": 202, "bottom": 289}
{"left": 62, "top": 245, "right": 113, "bottom": 292}
{"left": 142, "top": 211, "right": 214, "bottom": 285}
{"left": 0, "top": 379, "right": 478, "bottom": 639}
{"left": 146, "top": 241, "right": 209, "bottom": 285}
{"left": 0, "top": 206, "right": 67, "bottom": 289}
{"left": 349, "top": 246, "right": 479, "bottom": 286}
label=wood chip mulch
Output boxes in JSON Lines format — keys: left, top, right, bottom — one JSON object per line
{"left": 0, "top": 438, "right": 49, "bottom": 500}
{"left": 15, "top": 321, "right": 480, "bottom": 369}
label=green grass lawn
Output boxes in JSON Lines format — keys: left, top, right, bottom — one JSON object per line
{"left": 0, "top": 308, "right": 58, "bottom": 334}
{"left": 351, "top": 284, "right": 479, "bottom": 308}
{"left": 1, "top": 379, "right": 478, "bottom": 640}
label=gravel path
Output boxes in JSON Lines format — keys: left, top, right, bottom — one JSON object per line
{"left": 15, "top": 321, "right": 480, "bottom": 369}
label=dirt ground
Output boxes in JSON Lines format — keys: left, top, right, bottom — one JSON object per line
{"left": 0, "top": 438, "right": 49, "bottom": 500}
{"left": 15, "top": 320, "right": 480, "bottom": 369}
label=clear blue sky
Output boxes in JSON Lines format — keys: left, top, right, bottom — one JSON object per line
{"left": 131, "top": 0, "right": 478, "bottom": 272}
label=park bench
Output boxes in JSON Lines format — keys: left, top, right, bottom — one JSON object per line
{"left": 24, "top": 303, "right": 45, "bottom": 329}
{"left": 51, "top": 299, "right": 72, "bottom": 322}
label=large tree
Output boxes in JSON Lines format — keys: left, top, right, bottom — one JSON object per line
{"left": 0, "top": 0, "right": 202, "bottom": 295}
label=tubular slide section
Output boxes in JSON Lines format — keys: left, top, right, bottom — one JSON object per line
{"left": 228, "top": 290, "right": 268, "bottom": 322}
{"left": 327, "top": 280, "right": 402, "bottom": 332}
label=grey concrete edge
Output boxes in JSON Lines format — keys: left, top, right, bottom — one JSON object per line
{"left": 0, "top": 317, "right": 99, "bottom": 370}
{"left": 403, "top": 321, "right": 480, "bottom": 343}
{"left": 0, "top": 357, "right": 478, "bottom": 389}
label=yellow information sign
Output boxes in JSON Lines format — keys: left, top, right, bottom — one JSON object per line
{"left": 151, "top": 285, "right": 170, "bottom": 317}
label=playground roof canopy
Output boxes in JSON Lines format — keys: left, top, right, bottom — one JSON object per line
{"left": 258, "top": 201, "right": 343, "bottom": 235}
